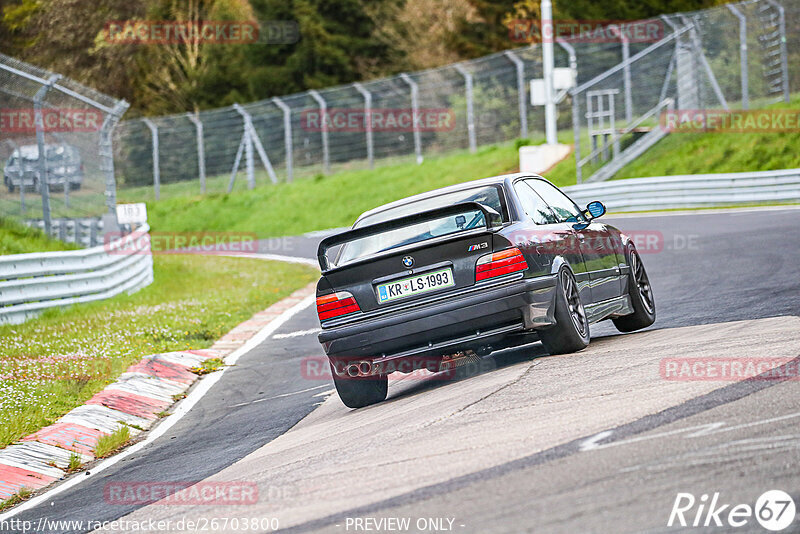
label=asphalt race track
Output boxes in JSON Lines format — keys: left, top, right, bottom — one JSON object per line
{"left": 6, "top": 207, "right": 800, "bottom": 534}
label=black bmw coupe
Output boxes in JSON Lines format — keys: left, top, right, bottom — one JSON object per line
{"left": 316, "top": 173, "right": 655, "bottom": 408}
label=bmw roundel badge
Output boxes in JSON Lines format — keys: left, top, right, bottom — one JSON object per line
{"left": 402, "top": 256, "right": 414, "bottom": 268}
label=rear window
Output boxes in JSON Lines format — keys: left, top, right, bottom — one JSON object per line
{"left": 335, "top": 207, "right": 487, "bottom": 267}
{"left": 356, "top": 185, "right": 505, "bottom": 227}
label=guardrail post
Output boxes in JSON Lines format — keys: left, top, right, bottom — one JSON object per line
{"left": 142, "top": 118, "right": 160, "bottom": 200}
{"left": 353, "top": 83, "right": 374, "bottom": 168}
{"left": 503, "top": 51, "right": 528, "bottom": 139}
{"left": 271, "top": 97, "right": 294, "bottom": 181}
{"left": 308, "top": 90, "right": 331, "bottom": 174}
{"left": 453, "top": 64, "right": 477, "bottom": 153}
{"left": 727, "top": 5, "right": 749, "bottom": 109}
{"left": 399, "top": 73, "right": 423, "bottom": 164}
{"left": 99, "top": 100, "right": 128, "bottom": 215}
{"left": 764, "top": 0, "right": 790, "bottom": 103}
{"left": 187, "top": 112, "right": 206, "bottom": 193}
{"left": 33, "top": 74, "right": 60, "bottom": 235}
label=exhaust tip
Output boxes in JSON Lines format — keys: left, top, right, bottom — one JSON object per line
{"left": 347, "top": 364, "right": 360, "bottom": 377}
{"left": 358, "top": 361, "right": 372, "bottom": 375}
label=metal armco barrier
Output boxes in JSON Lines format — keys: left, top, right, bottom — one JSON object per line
{"left": 564, "top": 168, "right": 800, "bottom": 212}
{"left": 0, "top": 224, "right": 153, "bottom": 325}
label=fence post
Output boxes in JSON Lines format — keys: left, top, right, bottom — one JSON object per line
{"left": 232, "top": 105, "right": 255, "bottom": 189}
{"left": 726, "top": 5, "right": 749, "bottom": 110}
{"left": 353, "top": 83, "right": 374, "bottom": 168}
{"left": 272, "top": 97, "right": 294, "bottom": 181}
{"left": 99, "top": 100, "right": 129, "bottom": 215}
{"left": 308, "top": 90, "right": 331, "bottom": 174}
{"left": 558, "top": 40, "right": 581, "bottom": 183}
{"left": 453, "top": 64, "right": 477, "bottom": 153}
{"left": 503, "top": 51, "right": 528, "bottom": 139}
{"left": 142, "top": 118, "right": 160, "bottom": 200}
{"left": 619, "top": 26, "right": 634, "bottom": 124}
{"left": 187, "top": 112, "right": 206, "bottom": 193}
{"left": 764, "top": 0, "right": 790, "bottom": 103}
{"left": 681, "top": 15, "right": 729, "bottom": 110}
{"left": 34, "top": 74, "right": 60, "bottom": 235}
{"left": 399, "top": 73, "right": 423, "bottom": 164}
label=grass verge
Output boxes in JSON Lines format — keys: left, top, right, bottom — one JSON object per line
{"left": 0, "top": 254, "right": 317, "bottom": 449}
{"left": 122, "top": 141, "right": 525, "bottom": 238}
{"left": 0, "top": 217, "right": 78, "bottom": 255}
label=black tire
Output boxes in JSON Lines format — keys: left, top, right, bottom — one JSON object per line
{"left": 538, "top": 267, "right": 590, "bottom": 355}
{"left": 7, "top": 184, "right": 14, "bottom": 193}
{"left": 330, "top": 362, "right": 388, "bottom": 409}
{"left": 612, "top": 245, "right": 656, "bottom": 333}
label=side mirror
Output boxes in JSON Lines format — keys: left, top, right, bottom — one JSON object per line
{"left": 585, "top": 200, "right": 606, "bottom": 220}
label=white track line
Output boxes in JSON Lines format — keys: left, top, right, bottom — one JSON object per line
{"left": 273, "top": 328, "right": 321, "bottom": 339}
{"left": 608, "top": 204, "right": 800, "bottom": 218}
{"left": 228, "top": 384, "right": 329, "bottom": 408}
{"left": 0, "top": 294, "right": 315, "bottom": 521}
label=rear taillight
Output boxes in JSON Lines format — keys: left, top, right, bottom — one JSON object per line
{"left": 476, "top": 247, "right": 528, "bottom": 281}
{"left": 316, "top": 291, "right": 361, "bottom": 321}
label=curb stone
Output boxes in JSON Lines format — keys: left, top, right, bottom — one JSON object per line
{"left": 0, "top": 282, "right": 317, "bottom": 503}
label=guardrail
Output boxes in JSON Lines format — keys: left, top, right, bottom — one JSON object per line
{"left": 563, "top": 168, "right": 800, "bottom": 212}
{"left": 0, "top": 224, "right": 153, "bottom": 325}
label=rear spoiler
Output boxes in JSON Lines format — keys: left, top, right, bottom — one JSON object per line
{"left": 317, "top": 201, "right": 502, "bottom": 272}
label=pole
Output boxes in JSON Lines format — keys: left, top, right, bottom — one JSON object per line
{"left": 558, "top": 39, "right": 582, "bottom": 183}
{"left": 272, "top": 97, "right": 294, "bottom": 181}
{"left": 504, "top": 51, "right": 529, "bottom": 139}
{"left": 142, "top": 118, "right": 160, "bottom": 200}
{"left": 34, "top": 74, "right": 60, "bottom": 235}
{"left": 453, "top": 64, "right": 477, "bottom": 153}
{"left": 353, "top": 83, "right": 374, "bottom": 168}
{"left": 619, "top": 25, "right": 634, "bottom": 124}
{"left": 308, "top": 90, "right": 331, "bottom": 173}
{"left": 540, "top": 0, "right": 557, "bottom": 144}
{"left": 399, "top": 74, "right": 423, "bottom": 164}
{"left": 187, "top": 112, "right": 207, "bottom": 193}
{"left": 99, "top": 100, "right": 128, "bottom": 215}
{"left": 727, "top": 5, "right": 749, "bottom": 109}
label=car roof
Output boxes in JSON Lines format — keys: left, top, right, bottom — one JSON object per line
{"left": 355, "top": 172, "right": 536, "bottom": 224}
{"left": 10, "top": 144, "right": 76, "bottom": 159}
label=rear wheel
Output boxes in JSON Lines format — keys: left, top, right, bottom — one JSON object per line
{"left": 538, "top": 267, "right": 590, "bottom": 355}
{"left": 7, "top": 183, "right": 14, "bottom": 193}
{"left": 612, "top": 245, "right": 656, "bottom": 332}
{"left": 330, "top": 362, "right": 388, "bottom": 409}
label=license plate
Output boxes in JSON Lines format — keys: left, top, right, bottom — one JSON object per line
{"left": 376, "top": 268, "right": 455, "bottom": 303}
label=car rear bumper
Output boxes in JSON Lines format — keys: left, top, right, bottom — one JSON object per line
{"left": 319, "top": 274, "right": 558, "bottom": 361}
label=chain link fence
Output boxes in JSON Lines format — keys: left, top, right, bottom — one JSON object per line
{"left": 0, "top": 53, "right": 129, "bottom": 245}
{"left": 112, "top": 0, "right": 799, "bottom": 197}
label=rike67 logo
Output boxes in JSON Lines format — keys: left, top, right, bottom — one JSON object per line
{"left": 669, "top": 490, "right": 796, "bottom": 531}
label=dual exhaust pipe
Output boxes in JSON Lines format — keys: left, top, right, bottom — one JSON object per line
{"left": 345, "top": 360, "right": 373, "bottom": 378}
